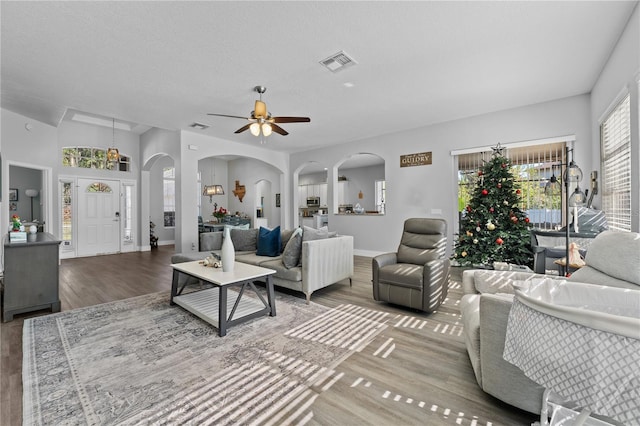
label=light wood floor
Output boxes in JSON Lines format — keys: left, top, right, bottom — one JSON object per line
{"left": 1, "top": 246, "right": 537, "bottom": 425}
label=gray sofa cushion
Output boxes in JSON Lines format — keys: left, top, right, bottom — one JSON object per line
{"left": 235, "top": 252, "right": 282, "bottom": 266}
{"left": 261, "top": 258, "right": 302, "bottom": 282}
{"left": 303, "top": 225, "right": 328, "bottom": 241}
{"left": 171, "top": 252, "right": 207, "bottom": 264}
{"left": 200, "top": 232, "right": 223, "bottom": 251}
{"left": 282, "top": 228, "right": 303, "bottom": 269}
{"left": 280, "top": 228, "right": 294, "bottom": 252}
{"left": 230, "top": 228, "right": 258, "bottom": 252}
{"left": 576, "top": 230, "right": 640, "bottom": 286}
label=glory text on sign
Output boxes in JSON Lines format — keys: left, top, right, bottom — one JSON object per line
{"left": 400, "top": 152, "right": 432, "bottom": 167}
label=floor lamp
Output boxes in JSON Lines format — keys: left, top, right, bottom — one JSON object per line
{"left": 25, "top": 189, "right": 39, "bottom": 221}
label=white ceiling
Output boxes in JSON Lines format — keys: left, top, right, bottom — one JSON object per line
{"left": 1, "top": 1, "right": 637, "bottom": 153}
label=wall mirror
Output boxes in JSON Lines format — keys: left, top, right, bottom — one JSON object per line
{"left": 334, "top": 153, "right": 385, "bottom": 215}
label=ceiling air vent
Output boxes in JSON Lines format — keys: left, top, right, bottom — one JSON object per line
{"left": 189, "top": 122, "right": 209, "bottom": 130}
{"left": 320, "top": 50, "right": 357, "bottom": 73}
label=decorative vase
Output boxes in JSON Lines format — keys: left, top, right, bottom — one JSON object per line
{"left": 29, "top": 225, "right": 38, "bottom": 234}
{"left": 221, "top": 227, "right": 235, "bottom": 272}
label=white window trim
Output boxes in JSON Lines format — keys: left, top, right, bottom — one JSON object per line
{"left": 450, "top": 135, "right": 575, "bottom": 156}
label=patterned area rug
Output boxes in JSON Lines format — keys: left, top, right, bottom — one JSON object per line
{"left": 23, "top": 291, "right": 388, "bottom": 425}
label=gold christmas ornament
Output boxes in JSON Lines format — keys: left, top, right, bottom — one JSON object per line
{"left": 486, "top": 221, "right": 496, "bottom": 231}
{"left": 461, "top": 251, "right": 467, "bottom": 257}
{"left": 473, "top": 239, "right": 478, "bottom": 244}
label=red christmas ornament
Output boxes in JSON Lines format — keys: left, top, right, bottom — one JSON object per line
{"left": 478, "top": 170, "right": 483, "bottom": 176}
{"left": 497, "top": 183, "right": 502, "bottom": 189}
{"left": 501, "top": 163, "right": 506, "bottom": 168}
{"left": 516, "top": 189, "right": 521, "bottom": 195}
{"left": 489, "top": 207, "right": 494, "bottom": 213}
{"left": 481, "top": 189, "right": 488, "bottom": 196}
{"left": 466, "top": 205, "right": 472, "bottom": 212}
{"left": 524, "top": 217, "right": 530, "bottom": 223}
{"left": 511, "top": 216, "right": 518, "bottom": 223}
{"left": 496, "top": 237, "right": 504, "bottom": 245}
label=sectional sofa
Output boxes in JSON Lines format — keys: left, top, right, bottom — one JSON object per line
{"left": 172, "top": 227, "right": 354, "bottom": 303}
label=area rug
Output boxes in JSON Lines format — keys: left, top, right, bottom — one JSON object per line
{"left": 23, "top": 291, "right": 389, "bottom": 425}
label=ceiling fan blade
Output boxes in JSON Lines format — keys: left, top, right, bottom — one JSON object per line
{"left": 207, "top": 113, "right": 249, "bottom": 120}
{"left": 271, "top": 116, "right": 311, "bottom": 123}
{"left": 270, "top": 123, "right": 289, "bottom": 136}
{"left": 234, "top": 123, "right": 252, "bottom": 134}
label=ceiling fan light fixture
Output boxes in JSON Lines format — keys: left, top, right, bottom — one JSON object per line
{"left": 250, "top": 122, "right": 261, "bottom": 136}
{"left": 262, "top": 123, "right": 272, "bottom": 137}
{"left": 254, "top": 100, "right": 267, "bottom": 118}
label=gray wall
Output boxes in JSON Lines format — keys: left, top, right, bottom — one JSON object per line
{"left": 590, "top": 4, "right": 639, "bottom": 232}
{"left": 291, "top": 94, "right": 592, "bottom": 256}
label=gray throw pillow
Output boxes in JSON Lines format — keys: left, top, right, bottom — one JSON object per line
{"left": 282, "top": 228, "right": 303, "bottom": 268}
{"left": 280, "top": 229, "right": 294, "bottom": 253}
{"left": 302, "top": 225, "right": 329, "bottom": 242}
{"left": 230, "top": 228, "right": 258, "bottom": 251}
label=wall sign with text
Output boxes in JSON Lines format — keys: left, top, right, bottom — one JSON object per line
{"left": 400, "top": 152, "right": 432, "bottom": 167}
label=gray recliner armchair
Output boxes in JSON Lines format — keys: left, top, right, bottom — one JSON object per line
{"left": 372, "top": 218, "right": 450, "bottom": 313}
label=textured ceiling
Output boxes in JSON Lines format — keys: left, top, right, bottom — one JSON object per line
{"left": 1, "top": 1, "right": 636, "bottom": 153}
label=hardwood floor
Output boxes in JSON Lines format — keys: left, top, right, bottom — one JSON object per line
{"left": 1, "top": 246, "right": 537, "bottom": 425}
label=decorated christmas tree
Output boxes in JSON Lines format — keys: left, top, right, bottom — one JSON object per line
{"left": 453, "top": 148, "right": 532, "bottom": 267}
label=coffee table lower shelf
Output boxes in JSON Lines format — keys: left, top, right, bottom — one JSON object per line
{"left": 173, "top": 287, "right": 266, "bottom": 331}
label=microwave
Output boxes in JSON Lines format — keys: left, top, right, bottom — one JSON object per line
{"left": 307, "top": 197, "right": 320, "bottom": 207}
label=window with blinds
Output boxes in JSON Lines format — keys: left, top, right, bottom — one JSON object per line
{"left": 600, "top": 94, "right": 631, "bottom": 232}
{"left": 457, "top": 142, "right": 566, "bottom": 231}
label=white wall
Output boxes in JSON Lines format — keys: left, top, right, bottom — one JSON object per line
{"left": 1, "top": 109, "right": 58, "bottom": 245}
{"left": 227, "top": 157, "right": 282, "bottom": 229}
{"left": 291, "top": 94, "right": 591, "bottom": 256}
{"left": 590, "top": 3, "right": 639, "bottom": 232}
{"left": 175, "top": 131, "right": 289, "bottom": 253}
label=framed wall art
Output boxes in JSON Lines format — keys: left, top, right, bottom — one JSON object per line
{"left": 9, "top": 188, "right": 18, "bottom": 201}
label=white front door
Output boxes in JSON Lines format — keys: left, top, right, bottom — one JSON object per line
{"left": 77, "top": 178, "right": 120, "bottom": 256}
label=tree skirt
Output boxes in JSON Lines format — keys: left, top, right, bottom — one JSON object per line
{"left": 23, "top": 291, "right": 388, "bottom": 425}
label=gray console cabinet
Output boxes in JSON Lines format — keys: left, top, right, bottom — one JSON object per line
{"left": 2, "top": 232, "right": 61, "bottom": 322}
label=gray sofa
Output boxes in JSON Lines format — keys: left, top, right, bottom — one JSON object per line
{"left": 172, "top": 228, "right": 354, "bottom": 303}
{"left": 460, "top": 230, "right": 640, "bottom": 414}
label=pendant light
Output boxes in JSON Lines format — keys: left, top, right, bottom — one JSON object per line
{"left": 202, "top": 157, "right": 224, "bottom": 202}
{"left": 106, "top": 118, "right": 120, "bottom": 164}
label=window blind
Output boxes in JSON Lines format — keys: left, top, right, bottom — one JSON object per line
{"left": 601, "top": 94, "right": 631, "bottom": 232}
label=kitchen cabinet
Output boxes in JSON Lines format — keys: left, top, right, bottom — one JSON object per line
{"left": 2, "top": 232, "right": 61, "bottom": 322}
{"left": 299, "top": 183, "right": 328, "bottom": 206}
{"left": 337, "top": 180, "right": 349, "bottom": 205}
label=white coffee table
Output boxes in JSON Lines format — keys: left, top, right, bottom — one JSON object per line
{"left": 170, "top": 261, "right": 276, "bottom": 336}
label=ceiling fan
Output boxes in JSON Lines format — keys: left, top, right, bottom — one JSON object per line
{"left": 208, "top": 86, "right": 310, "bottom": 141}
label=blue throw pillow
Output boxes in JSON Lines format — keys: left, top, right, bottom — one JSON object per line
{"left": 256, "top": 226, "right": 281, "bottom": 257}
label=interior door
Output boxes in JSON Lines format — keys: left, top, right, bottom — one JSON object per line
{"left": 77, "top": 178, "right": 120, "bottom": 256}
